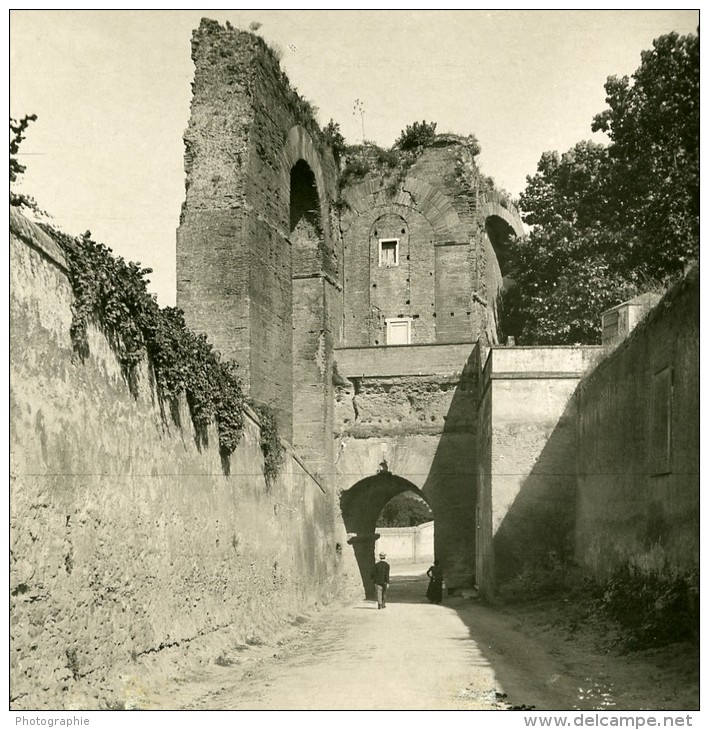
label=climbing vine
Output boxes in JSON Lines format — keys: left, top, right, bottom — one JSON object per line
{"left": 249, "top": 402, "right": 285, "bottom": 488}
{"left": 42, "top": 226, "right": 275, "bottom": 472}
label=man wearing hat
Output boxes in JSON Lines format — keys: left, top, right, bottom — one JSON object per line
{"left": 371, "top": 551, "right": 390, "bottom": 609}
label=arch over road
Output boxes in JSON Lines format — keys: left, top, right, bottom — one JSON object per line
{"left": 341, "top": 472, "right": 432, "bottom": 599}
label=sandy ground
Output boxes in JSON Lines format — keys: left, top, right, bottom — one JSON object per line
{"left": 145, "top": 565, "right": 698, "bottom": 711}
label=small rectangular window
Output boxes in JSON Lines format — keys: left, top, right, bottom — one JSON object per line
{"left": 385, "top": 318, "right": 411, "bottom": 345}
{"left": 379, "top": 239, "right": 399, "bottom": 267}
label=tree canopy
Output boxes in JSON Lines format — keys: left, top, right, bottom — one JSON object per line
{"left": 377, "top": 492, "right": 433, "bottom": 528}
{"left": 503, "top": 31, "right": 698, "bottom": 345}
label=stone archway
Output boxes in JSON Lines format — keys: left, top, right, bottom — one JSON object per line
{"left": 340, "top": 472, "right": 433, "bottom": 599}
{"left": 280, "top": 125, "right": 342, "bottom": 483}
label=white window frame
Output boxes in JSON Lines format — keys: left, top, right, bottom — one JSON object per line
{"left": 378, "top": 238, "right": 400, "bottom": 267}
{"left": 385, "top": 317, "right": 412, "bottom": 346}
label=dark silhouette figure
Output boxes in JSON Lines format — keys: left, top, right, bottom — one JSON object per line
{"left": 426, "top": 559, "right": 444, "bottom": 604}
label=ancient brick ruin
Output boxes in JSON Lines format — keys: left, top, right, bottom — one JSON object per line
{"left": 177, "top": 19, "right": 526, "bottom": 595}
{"left": 176, "top": 19, "right": 698, "bottom": 599}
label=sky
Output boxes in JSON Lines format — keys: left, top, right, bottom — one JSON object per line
{"left": 10, "top": 9, "right": 699, "bottom": 306}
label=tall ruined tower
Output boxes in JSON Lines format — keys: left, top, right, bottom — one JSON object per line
{"left": 177, "top": 20, "right": 341, "bottom": 482}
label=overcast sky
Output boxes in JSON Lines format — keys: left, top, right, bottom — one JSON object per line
{"left": 10, "top": 9, "right": 698, "bottom": 306}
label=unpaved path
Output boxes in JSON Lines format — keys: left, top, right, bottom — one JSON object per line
{"left": 147, "top": 568, "right": 698, "bottom": 711}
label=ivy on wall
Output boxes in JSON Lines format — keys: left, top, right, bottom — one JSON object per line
{"left": 249, "top": 402, "right": 285, "bottom": 488}
{"left": 43, "top": 226, "right": 282, "bottom": 480}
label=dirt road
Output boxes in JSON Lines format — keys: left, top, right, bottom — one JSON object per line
{"left": 146, "top": 566, "right": 698, "bottom": 711}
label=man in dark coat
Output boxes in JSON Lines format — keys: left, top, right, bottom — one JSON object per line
{"left": 372, "top": 551, "right": 390, "bottom": 609}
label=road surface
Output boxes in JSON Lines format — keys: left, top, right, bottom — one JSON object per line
{"left": 146, "top": 565, "right": 698, "bottom": 711}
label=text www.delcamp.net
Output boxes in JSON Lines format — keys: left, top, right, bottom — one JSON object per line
{"left": 524, "top": 715, "right": 694, "bottom": 727}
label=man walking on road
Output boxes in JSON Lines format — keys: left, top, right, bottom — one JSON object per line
{"left": 372, "top": 551, "right": 390, "bottom": 609}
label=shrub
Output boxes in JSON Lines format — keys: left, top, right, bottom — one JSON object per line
{"left": 395, "top": 120, "right": 437, "bottom": 151}
{"left": 599, "top": 564, "right": 699, "bottom": 650}
{"left": 339, "top": 157, "right": 371, "bottom": 189}
{"left": 322, "top": 120, "right": 346, "bottom": 165}
{"left": 497, "top": 551, "right": 574, "bottom": 602}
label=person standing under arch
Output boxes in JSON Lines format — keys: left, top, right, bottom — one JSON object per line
{"left": 426, "top": 559, "right": 444, "bottom": 604}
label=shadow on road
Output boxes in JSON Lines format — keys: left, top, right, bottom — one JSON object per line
{"left": 387, "top": 573, "right": 440, "bottom": 605}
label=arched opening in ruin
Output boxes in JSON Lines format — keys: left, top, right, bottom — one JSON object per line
{"left": 485, "top": 214, "right": 520, "bottom": 343}
{"left": 340, "top": 472, "right": 435, "bottom": 599}
{"left": 289, "top": 157, "right": 330, "bottom": 473}
{"left": 485, "top": 214, "right": 518, "bottom": 290}
{"left": 290, "top": 159, "right": 323, "bottom": 270}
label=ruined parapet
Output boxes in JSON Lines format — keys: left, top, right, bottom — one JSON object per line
{"left": 337, "top": 135, "right": 523, "bottom": 348}
{"left": 177, "top": 19, "right": 341, "bottom": 478}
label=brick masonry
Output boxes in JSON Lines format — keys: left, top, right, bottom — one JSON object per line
{"left": 175, "top": 19, "right": 697, "bottom": 605}
{"left": 177, "top": 20, "right": 341, "bottom": 451}
{"left": 339, "top": 145, "right": 525, "bottom": 349}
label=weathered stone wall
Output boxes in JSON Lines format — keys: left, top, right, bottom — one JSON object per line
{"left": 10, "top": 212, "right": 355, "bottom": 710}
{"left": 575, "top": 269, "right": 699, "bottom": 578}
{"left": 476, "top": 346, "right": 602, "bottom": 597}
{"left": 334, "top": 343, "right": 480, "bottom": 590}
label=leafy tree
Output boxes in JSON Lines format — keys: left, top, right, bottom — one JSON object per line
{"left": 503, "top": 31, "right": 698, "bottom": 345}
{"left": 377, "top": 492, "right": 433, "bottom": 528}
{"left": 592, "top": 31, "right": 699, "bottom": 279}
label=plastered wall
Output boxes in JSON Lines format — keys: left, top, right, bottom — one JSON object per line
{"left": 575, "top": 269, "right": 699, "bottom": 578}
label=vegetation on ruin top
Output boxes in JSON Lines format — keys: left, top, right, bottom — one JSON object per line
{"left": 335, "top": 120, "right": 484, "bottom": 197}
